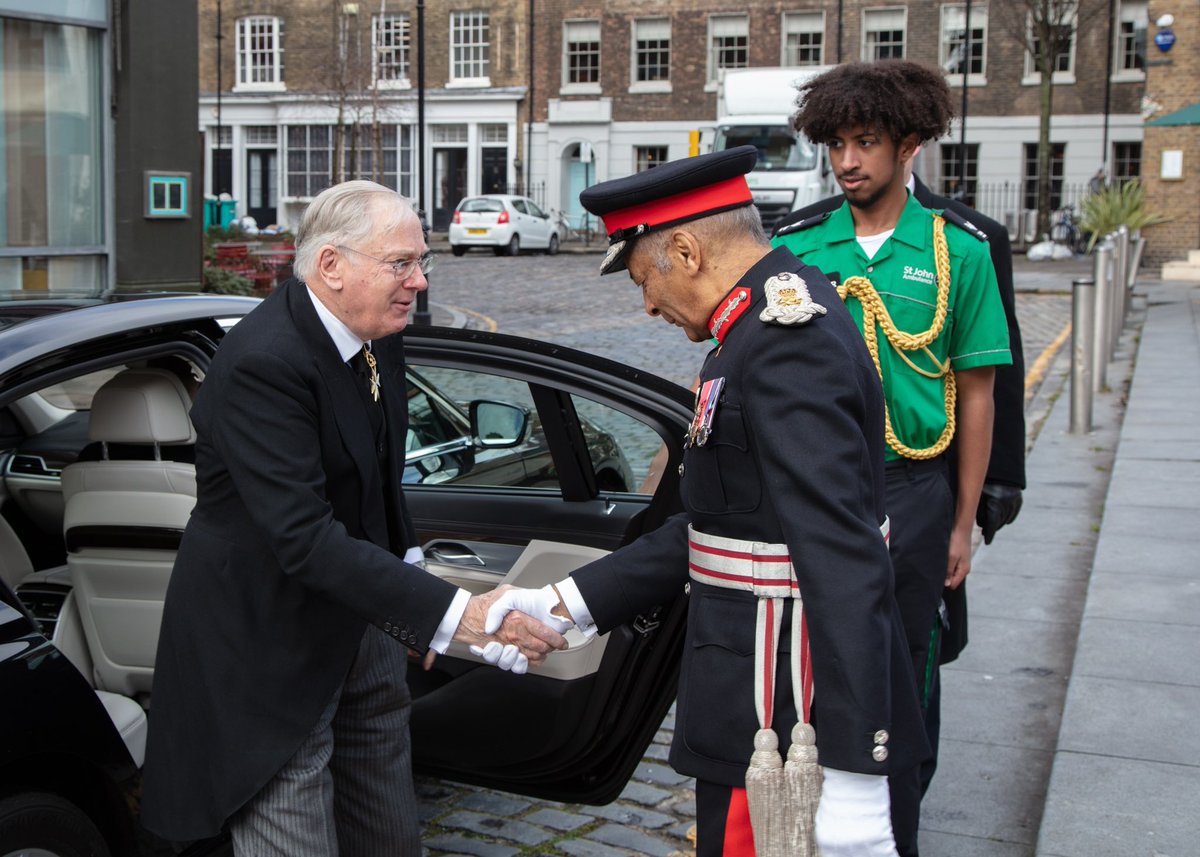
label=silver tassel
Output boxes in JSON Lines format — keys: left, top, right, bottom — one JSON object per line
{"left": 745, "top": 727, "right": 788, "bottom": 857}
{"left": 785, "top": 721, "right": 823, "bottom": 855}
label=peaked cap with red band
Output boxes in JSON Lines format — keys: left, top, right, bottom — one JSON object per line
{"left": 579, "top": 145, "right": 759, "bottom": 275}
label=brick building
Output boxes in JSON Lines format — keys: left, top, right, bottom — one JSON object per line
{"left": 1141, "top": 2, "right": 1199, "bottom": 269}
{"left": 198, "top": 0, "right": 1159, "bottom": 244}
{"left": 528, "top": 0, "right": 1150, "bottom": 233}
{"left": 197, "top": 0, "right": 530, "bottom": 230}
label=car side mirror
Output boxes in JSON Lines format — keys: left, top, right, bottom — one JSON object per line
{"left": 470, "top": 400, "right": 530, "bottom": 449}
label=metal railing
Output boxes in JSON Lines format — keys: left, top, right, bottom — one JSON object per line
{"left": 959, "top": 182, "right": 1090, "bottom": 250}
{"left": 1069, "top": 225, "right": 1146, "bottom": 434}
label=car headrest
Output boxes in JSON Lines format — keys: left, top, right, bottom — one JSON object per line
{"left": 88, "top": 368, "right": 196, "bottom": 445}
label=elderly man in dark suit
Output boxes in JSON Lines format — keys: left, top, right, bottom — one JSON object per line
{"left": 141, "top": 181, "right": 566, "bottom": 855}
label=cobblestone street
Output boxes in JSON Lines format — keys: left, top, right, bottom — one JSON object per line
{"left": 415, "top": 250, "right": 1077, "bottom": 857}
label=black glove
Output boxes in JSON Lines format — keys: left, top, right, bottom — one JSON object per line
{"left": 976, "top": 483, "right": 1023, "bottom": 544}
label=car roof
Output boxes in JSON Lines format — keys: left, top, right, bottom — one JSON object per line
{"left": 456, "top": 194, "right": 530, "bottom": 205}
{"left": 0, "top": 295, "right": 259, "bottom": 402}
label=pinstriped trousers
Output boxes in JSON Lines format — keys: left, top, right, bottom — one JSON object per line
{"left": 230, "top": 625, "right": 421, "bottom": 856}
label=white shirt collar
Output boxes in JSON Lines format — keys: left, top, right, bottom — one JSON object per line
{"left": 305, "top": 285, "right": 368, "bottom": 363}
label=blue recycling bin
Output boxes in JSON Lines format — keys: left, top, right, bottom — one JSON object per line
{"left": 218, "top": 199, "right": 237, "bottom": 228}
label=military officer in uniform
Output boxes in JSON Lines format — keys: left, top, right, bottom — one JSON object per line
{"left": 771, "top": 60, "right": 1012, "bottom": 828}
{"left": 479, "top": 146, "right": 929, "bottom": 856}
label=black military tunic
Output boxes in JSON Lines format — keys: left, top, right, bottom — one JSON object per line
{"left": 570, "top": 246, "right": 928, "bottom": 788}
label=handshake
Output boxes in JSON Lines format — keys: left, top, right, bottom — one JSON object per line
{"left": 451, "top": 584, "right": 577, "bottom": 675}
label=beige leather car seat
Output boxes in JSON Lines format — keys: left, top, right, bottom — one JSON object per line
{"left": 61, "top": 368, "right": 197, "bottom": 696}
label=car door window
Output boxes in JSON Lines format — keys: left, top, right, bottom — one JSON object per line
{"left": 405, "top": 362, "right": 666, "bottom": 495}
{"left": 510, "top": 199, "right": 528, "bottom": 216}
{"left": 527, "top": 201, "right": 548, "bottom": 220}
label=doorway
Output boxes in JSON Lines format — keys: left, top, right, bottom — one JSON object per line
{"left": 432, "top": 148, "right": 468, "bottom": 231}
{"left": 246, "top": 149, "right": 277, "bottom": 229}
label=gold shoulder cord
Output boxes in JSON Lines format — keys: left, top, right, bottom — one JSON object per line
{"left": 837, "top": 213, "right": 955, "bottom": 460}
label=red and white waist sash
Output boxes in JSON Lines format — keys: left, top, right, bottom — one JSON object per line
{"left": 687, "top": 520, "right": 891, "bottom": 735}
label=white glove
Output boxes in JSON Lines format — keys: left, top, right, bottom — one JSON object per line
{"left": 815, "top": 767, "right": 898, "bottom": 857}
{"left": 483, "top": 584, "right": 575, "bottom": 635}
{"left": 469, "top": 641, "right": 528, "bottom": 675}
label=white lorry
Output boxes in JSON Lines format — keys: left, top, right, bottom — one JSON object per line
{"left": 713, "top": 66, "right": 838, "bottom": 233}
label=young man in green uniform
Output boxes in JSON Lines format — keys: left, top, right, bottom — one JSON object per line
{"left": 772, "top": 60, "right": 1011, "bottom": 831}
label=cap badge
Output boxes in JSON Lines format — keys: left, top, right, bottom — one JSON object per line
{"left": 759, "top": 272, "right": 827, "bottom": 326}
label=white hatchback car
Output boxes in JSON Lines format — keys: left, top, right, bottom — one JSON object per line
{"left": 448, "top": 194, "right": 560, "bottom": 257}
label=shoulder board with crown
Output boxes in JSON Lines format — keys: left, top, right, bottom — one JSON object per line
{"left": 940, "top": 207, "right": 989, "bottom": 243}
{"left": 772, "top": 209, "right": 832, "bottom": 238}
{"left": 759, "top": 271, "right": 827, "bottom": 327}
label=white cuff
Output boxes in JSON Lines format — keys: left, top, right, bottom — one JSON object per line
{"left": 555, "top": 577, "right": 598, "bottom": 639}
{"left": 403, "top": 545, "right": 426, "bottom": 568}
{"left": 429, "top": 588, "right": 470, "bottom": 654}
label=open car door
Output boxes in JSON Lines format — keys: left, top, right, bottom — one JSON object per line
{"left": 398, "top": 327, "right": 693, "bottom": 804}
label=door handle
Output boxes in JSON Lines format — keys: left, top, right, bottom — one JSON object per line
{"left": 427, "top": 542, "right": 486, "bottom": 566}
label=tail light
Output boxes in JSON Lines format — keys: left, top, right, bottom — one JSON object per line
{"left": 497, "top": 209, "right": 510, "bottom": 224}
{"left": 452, "top": 210, "right": 461, "bottom": 224}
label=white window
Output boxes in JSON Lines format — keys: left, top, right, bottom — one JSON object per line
{"left": 631, "top": 18, "right": 671, "bottom": 92}
{"left": 1114, "top": 1, "right": 1147, "bottom": 78}
{"left": 563, "top": 20, "right": 601, "bottom": 92}
{"left": 782, "top": 12, "right": 824, "bottom": 67}
{"left": 863, "top": 8, "right": 906, "bottom": 61}
{"left": 245, "top": 126, "right": 277, "bottom": 146}
{"left": 940, "top": 5, "right": 987, "bottom": 81}
{"left": 450, "top": 11, "right": 490, "bottom": 84}
{"left": 635, "top": 146, "right": 669, "bottom": 172}
{"left": 708, "top": 15, "right": 749, "bottom": 84}
{"left": 235, "top": 16, "right": 284, "bottom": 91}
{"left": 374, "top": 13, "right": 410, "bottom": 87}
{"left": 1022, "top": 7, "right": 1076, "bottom": 85}
{"left": 286, "top": 125, "right": 412, "bottom": 199}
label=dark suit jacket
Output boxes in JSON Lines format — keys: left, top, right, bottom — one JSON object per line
{"left": 572, "top": 248, "right": 928, "bottom": 787}
{"left": 141, "top": 280, "right": 458, "bottom": 841}
{"left": 773, "top": 178, "right": 1027, "bottom": 663}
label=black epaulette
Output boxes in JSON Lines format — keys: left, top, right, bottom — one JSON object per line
{"left": 773, "top": 210, "right": 831, "bottom": 238}
{"left": 941, "top": 207, "right": 989, "bottom": 242}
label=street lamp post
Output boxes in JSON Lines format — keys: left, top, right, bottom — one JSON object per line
{"left": 414, "top": 0, "right": 431, "bottom": 326}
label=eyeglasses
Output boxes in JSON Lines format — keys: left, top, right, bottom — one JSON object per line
{"left": 337, "top": 245, "right": 435, "bottom": 280}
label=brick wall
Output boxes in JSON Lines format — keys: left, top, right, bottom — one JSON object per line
{"left": 1141, "top": 1, "right": 1200, "bottom": 266}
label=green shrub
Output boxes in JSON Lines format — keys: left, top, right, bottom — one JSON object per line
{"left": 1079, "top": 180, "right": 1170, "bottom": 251}
{"left": 203, "top": 266, "right": 255, "bottom": 296}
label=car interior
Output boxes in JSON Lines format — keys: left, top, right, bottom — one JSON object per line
{"left": 1, "top": 326, "right": 692, "bottom": 801}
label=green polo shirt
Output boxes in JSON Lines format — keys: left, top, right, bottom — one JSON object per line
{"left": 773, "top": 194, "right": 1011, "bottom": 460}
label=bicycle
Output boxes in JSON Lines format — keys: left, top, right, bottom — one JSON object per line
{"left": 1049, "top": 206, "right": 1088, "bottom": 255}
{"left": 551, "top": 209, "right": 596, "bottom": 244}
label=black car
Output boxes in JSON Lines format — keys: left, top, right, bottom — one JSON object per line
{"left": 0, "top": 295, "right": 691, "bottom": 856}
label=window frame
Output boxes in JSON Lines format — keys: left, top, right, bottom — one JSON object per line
{"left": 939, "top": 4, "right": 988, "bottom": 85}
{"left": 630, "top": 17, "right": 672, "bottom": 94}
{"left": 1022, "top": 142, "right": 1067, "bottom": 211}
{"left": 861, "top": 7, "right": 907, "bottom": 61}
{"left": 234, "top": 15, "right": 285, "bottom": 92}
{"left": 781, "top": 10, "right": 825, "bottom": 67}
{"left": 373, "top": 13, "right": 411, "bottom": 89}
{"left": 1113, "top": 0, "right": 1147, "bottom": 82}
{"left": 1022, "top": 8, "right": 1077, "bottom": 86}
{"left": 1111, "top": 141, "right": 1142, "bottom": 181}
{"left": 938, "top": 142, "right": 979, "bottom": 204}
{"left": 449, "top": 10, "right": 491, "bottom": 87}
{"left": 562, "top": 19, "right": 602, "bottom": 94}
{"left": 634, "top": 146, "right": 669, "bottom": 173}
{"left": 706, "top": 14, "right": 750, "bottom": 88}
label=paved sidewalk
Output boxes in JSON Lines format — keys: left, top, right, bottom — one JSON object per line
{"left": 1035, "top": 278, "right": 1200, "bottom": 857}
{"left": 923, "top": 271, "right": 1200, "bottom": 857}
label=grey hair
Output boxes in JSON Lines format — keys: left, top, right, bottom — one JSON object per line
{"left": 635, "top": 204, "right": 768, "bottom": 272}
{"left": 293, "top": 180, "right": 418, "bottom": 282}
